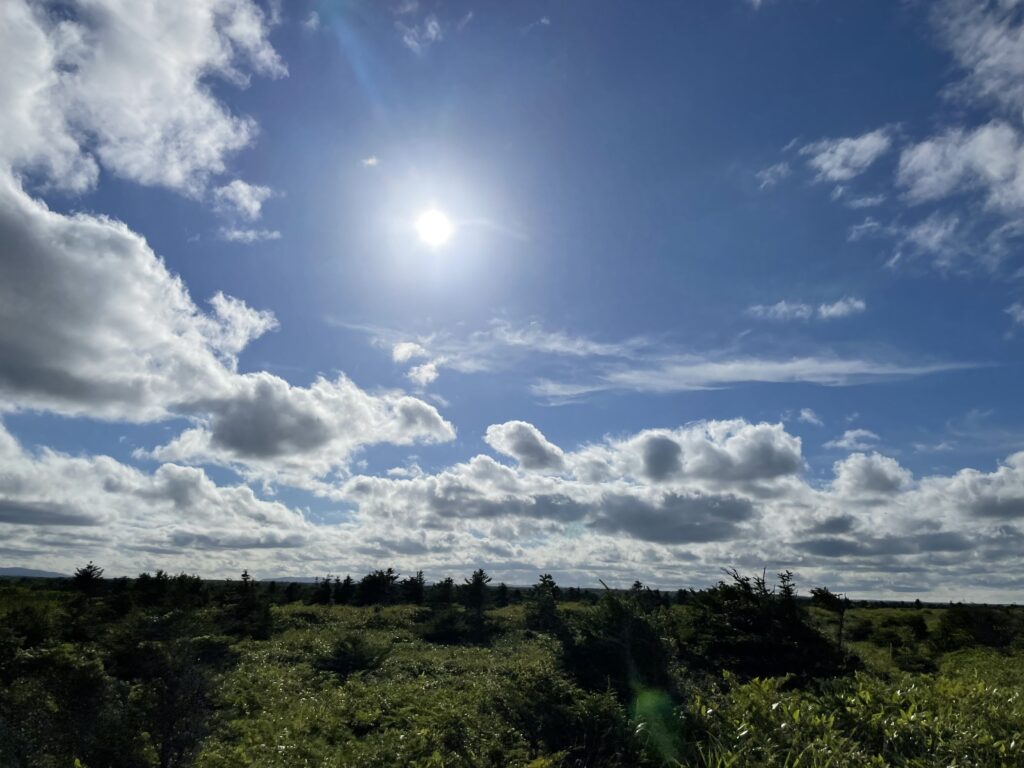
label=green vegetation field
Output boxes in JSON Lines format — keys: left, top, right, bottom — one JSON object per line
{"left": 2, "top": 568, "right": 1022, "bottom": 767}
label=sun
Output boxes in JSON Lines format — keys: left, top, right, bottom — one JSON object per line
{"left": 415, "top": 209, "right": 454, "bottom": 247}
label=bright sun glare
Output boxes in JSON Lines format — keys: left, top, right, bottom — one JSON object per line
{"left": 415, "top": 209, "right": 454, "bottom": 247}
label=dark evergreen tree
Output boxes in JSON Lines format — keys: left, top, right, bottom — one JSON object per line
{"left": 525, "top": 574, "right": 561, "bottom": 633}
{"left": 432, "top": 576, "right": 456, "bottom": 604}
{"left": 72, "top": 561, "right": 104, "bottom": 596}
{"left": 356, "top": 569, "right": 399, "bottom": 606}
{"left": 334, "top": 575, "right": 355, "bottom": 605}
{"left": 311, "top": 576, "right": 334, "bottom": 605}
{"left": 494, "top": 582, "right": 510, "bottom": 607}
{"left": 401, "top": 571, "right": 426, "bottom": 604}
{"left": 463, "top": 569, "right": 491, "bottom": 615}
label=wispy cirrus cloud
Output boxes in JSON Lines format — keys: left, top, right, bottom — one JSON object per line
{"left": 342, "top": 316, "right": 975, "bottom": 401}
{"left": 799, "top": 128, "right": 893, "bottom": 182}
{"left": 747, "top": 297, "right": 866, "bottom": 321}
{"left": 220, "top": 227, "right": 282, "bottom": 243}
{"left": 532, "top": 356, "right": 973, "bottom": 401}
{"left": 798, "top": 408, "right": 824, "bottom": 426}
{"left": 755, "top": 161, "right": 790, "bottom": 190}
{"left": 336, "top": 318, "right": 653, "bottom": 389}
{"left": 825, "top": 428, "right": 881, "bottom": 451}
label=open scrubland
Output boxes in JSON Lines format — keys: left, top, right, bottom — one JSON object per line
{"left": 1, "top": 569, "right": 1023, "bottom": 767}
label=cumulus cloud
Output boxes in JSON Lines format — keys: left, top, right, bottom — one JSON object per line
{"left": 937, "top": 452, "right": 1024, "bottom": 519}
{"left": 800, "top": 128, "right": 892, "bottom": 182}
{"left": 142, "top": 373, "right": 455, "bottom": 488}
{"left": 485, "top": 421, "right": 566, "bottom": 472}
{"left": 206, "top": 292, "right": 279, "bottom": 363}
{"left": 0, "top": 421, "right": 312, "bottom": 561}
{"left": 0, "top": 173, "right": 241, "bottom": 421}
{"left": 214, "top": 180, "right": 274, "bottom": 221}
{"left": 5, "top": 407, "right": 1024, "bottom": 597}
{"left": 832, "top": 452, "right": 912, "bottom": 496}
{"left": 341, "top": 419, "right": 803, "bottom": 550}
{"left": 0, "top": 0, "right": 285, "bottom": 195}
{"left": 330, "top": 417, "right": 1024, "bottom": 597}
{"left": 406, "top": 362, "right": 440, "bottom": 387}
{"left": 0, "top": 169, "right": 454, "bottom": 485}
{"left": 392, "top": 341, "right": 430, "bottom": 363}
{"left": 567, "top": 420, "right": 804, "bottom": 491}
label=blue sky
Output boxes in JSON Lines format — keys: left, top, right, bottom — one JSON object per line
{"left": 2, "top": 0, "right": 1024, "bottom": 598}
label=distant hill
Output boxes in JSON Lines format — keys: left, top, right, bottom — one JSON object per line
{"left": 0, "top": 567, "right": 66, "bottom": 579}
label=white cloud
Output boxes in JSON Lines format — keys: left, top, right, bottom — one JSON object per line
{"left": 0, "top": 172, "right": 240, "bottom": 421}
{"left": 897, "top": 121, "right": 1024, "bottom": 212}
{"left": 303, "top": 11, "right": 320, "bottom": 31}
{"left": 332, "top": 417, "right": 1024, "bottom": 597}
{"left": 747, "top": 298, "right": 866, "bottom": 321}
{"left": 936, "top": 0, "right": 1024, "bottom": 115}
{"left": 825, "top": 429, "right": 880, "bottom": 451}
{"left": 0, "top": 0, "right": 285, "bottom": 195}
{"left": 756, "top": 161, "right": 790, "bottom": 189}
{"left": 0, "top": 0, "right": 99, "bottom": 192}
{"left": 397, "top": 13, "right": 443, "bottom": 54}
{"left": 818, "top": 297, "right": 867, "bottom": 319}
{"left": 141, "top": 373, "right": 455, "bottom": 489}
{"left": 800, "top": 128, "right": 892, "bottom": 182}
{"left": 366, "top": 320, "right": 649, "bottom": 387}
{"left": 407, "top": 362, "right": 440, "bottom": 387}
{"left": 392, "top": 341, "right": 430, "bottom": 363}
{"left": 220, "top": 227, "right": 282, "bottom": 243}
{"left": 214, "top": 180, "right": 274, "bottom": 221}
{"left": 206, "top": 292, "right": 279, "bottom": 364}
{"left": 798, "top": 408, "right": 823, "bottom": 426}
{"left": 485, "top": 421, "right": 566, "bottom": 472}
{"left": 847, "top": 216, "right": 884, "bottom": 242}
{"left": 0, "top": 170, "right": 454, "bottom": 486}
{"left": 746, "top": 300, "right": 814, "bottom": 321}
{"left": 847, "top": 210, "right": 982, "bottom": 272}
{"left": 832, "top": 452, "right": 912, "bottom": 496}
{"left": 538, "top": 356, "right": 968, "bottom": 399}
{"left": 0, "top": 420, "right": 313, "bottom": 559}
{"left": 362, "top": 320, "right": 964, "bottom": 402}
{"left": 900, "top": 212, "right": 967, "bottom": 270}
{"left": 341, "top": 419, "right": 803, "bottom": 547}
{"left": 846, "top": 194, "right": 886, "bottom": 209}
{"left": 1008, "top": 302, "right": 1024, "bottom": 327}
{"left": 5, "top": 411, "right": 1024, "bottom": 598}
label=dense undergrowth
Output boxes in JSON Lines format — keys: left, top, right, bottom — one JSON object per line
{"left": 1, "top": 567, "right": 1022, "bottom": 767}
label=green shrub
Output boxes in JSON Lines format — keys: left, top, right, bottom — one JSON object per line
{"left": 315, "top": 633, "right": 391, "bottom": 678}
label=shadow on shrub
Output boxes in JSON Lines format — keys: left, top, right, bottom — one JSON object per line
{"left": 315, "top": 633, "right": 390, "bottom": 678}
